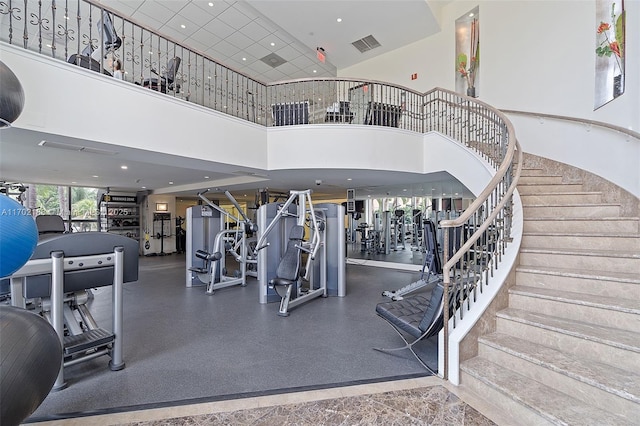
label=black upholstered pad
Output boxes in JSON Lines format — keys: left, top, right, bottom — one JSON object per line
{"left": 376, "top": 295, "right": 430, "bottom": 339}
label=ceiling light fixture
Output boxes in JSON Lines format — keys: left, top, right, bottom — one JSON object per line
{"left": 242, "top": 57, "right": 246, "bottom": 61}
{"left": 208, "top": 2, "right": 214, "bottom": 6}
{"left": 336, "top": 18, "right": 342, "bottom": 23}
{"left": 121, "top": 165, "right": 128, "bottom": 169}
{"left": 313, "top": 70, "right": 317, "bottom": 73}
{"left": 270, "top": 42, "right": 275, "bottom": 46}
{"left": 169, "top": 181, "right": 174, "bottom": 185}
{"left": 92, "top": 175, "right": 99, "bottom": 178}
{"left": 180, "top": 24, "right": 186, "bottom": 29}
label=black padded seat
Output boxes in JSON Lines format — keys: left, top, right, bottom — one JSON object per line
{"left": 376, "top": 284, "right": 444, "bottom": 339}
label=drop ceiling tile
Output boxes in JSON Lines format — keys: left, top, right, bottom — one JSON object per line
{"left": 131, "top": 10, "right": 165, "bottom": 33}
{"left": 137, "top": 1, "right": 176, "bottom": 23}
{"left": 204, "top": 18, "right": 235, "bottom": 39}
{"left": 158, "top": 25, "right": 189, "bottom": 44}
{"left": 275, "top": 44, "right": 304, "bottom": 61}
{"left": 225, "top": 31, "right": 254, "bottom": 50}
{"left": 183, "top": 35, "right": 211, "bottom": 54}
{"left": 263, "top": 68, "right": 287, "bottom": 82}
{"left": 247, "top": 60, "right": 272, "bottom": 74}
{"left": 290, "top": 55, "right": 315, "bottom": 69}
{"left": 241, "top": 20, "right": 272, "bottom": 42}
{"left": 189, "top": 27, "right": 220, "bottom": 47}
{"left": 243, "top": 43, "right": 272, "bottom": 60}
{"left": 217, "top": 5, "right": 252, "bottom": 30}
{"left": 273, "top": 62, "right": 301, "bottom": 76}
{"left": 178, "top": 2, "right": 216, "bottom": 27}
{"left": 163, "top": 14, "right": 198, "bottom": 38}
{"left": 257, "top": 33, "right": 288, "bottom": 50}
{"left": 191, "top": 0, "right": 233, "bottom": 17}
{"left": 211, "top": 39, "right": 237, "bottom": 57}
{"left": 101, "top": 0, "right": 141, "bottom": 16}
{"left": 153, "top": 1, "right": 189, "bottom": 13}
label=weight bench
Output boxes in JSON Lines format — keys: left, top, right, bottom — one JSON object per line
{"left": 375, "top": 281, "right": 463, "bottom": 374}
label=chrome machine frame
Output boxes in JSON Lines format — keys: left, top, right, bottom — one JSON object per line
{"left": 256, "top": 190, "right": 329, "bottom": 315}
{"left": 186, "top": 190, "right": 257, "bottom": 294}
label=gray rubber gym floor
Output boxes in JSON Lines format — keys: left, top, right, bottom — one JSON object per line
{"left": 28, "top": 253, "right": 437, "bottom": 421}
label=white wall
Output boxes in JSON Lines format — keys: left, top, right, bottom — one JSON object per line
{"left": 2, "top": 44, "right": 268, "bottom": 171}
{"left": 340, "top": 0, "right": 639, "bottom": 132}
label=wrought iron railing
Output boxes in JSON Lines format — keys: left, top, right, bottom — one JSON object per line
{"left": 1, "top": 0, "right": 521, "bottom": 381}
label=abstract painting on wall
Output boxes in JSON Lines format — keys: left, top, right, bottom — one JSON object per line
{"left": 594, "top": 0, "right": 625, "bottom": 109}
{"left": 455, "top": 7, "right": 479, "bottom": 98}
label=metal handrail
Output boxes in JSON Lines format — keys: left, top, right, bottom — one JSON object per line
{"left": 501, "top": 109, "right": 640, "bottom": 141}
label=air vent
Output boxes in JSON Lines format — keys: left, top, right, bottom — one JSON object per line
{"left": 351, "top": 35, "right": 381, "bottom": 53}
{"left": 260, "top": 53, "right": 287, "bottom": 68}
{"left": 38, "top": 140, "right": 117, "bottom": 155}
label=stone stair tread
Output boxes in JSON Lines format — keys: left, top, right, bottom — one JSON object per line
{"left": 461, "top": 357, "right": 635, "bottom": 426}
{"left": 510, "top": 285, "right": 640, "bottom": 314}
{"left": 497, "top": 308, "right": 640, "bottom": 353}
{"left": 523, "top": 231, "right": 638, "bottom": 238}
{"left": 520, "top": 191, "right": 602, "bottom": 195}
{"left": 520, "top": 246, "right": 640, "bottom": 258}
{"left": 516, "top": 264, "right": 640, "bottom": 284}
{"left": 524, "top": 217, "right": 639, "bottom": 222}
{"left": 522, "top": 202, "right": 621, "bottom": 207}
{"left": 479, "top": 332, "right": 640, "bottom": 404}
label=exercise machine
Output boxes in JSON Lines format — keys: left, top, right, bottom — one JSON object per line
{"left": 186, "top": 190, "right": 257, "bottom": 294}
{"left": 8, "top": 232, "right": 139, "bottom": 389}
{"left": 256, "top": 190, "right": 345, "bottom": 316}
{"left": 382, "top": 219, "right": 442, "bottom": 301}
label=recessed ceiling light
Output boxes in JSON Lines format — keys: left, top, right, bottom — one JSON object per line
{"left": 169, "top": 181, "right": 174, "bottom": 185}
{"left": 347, "top": 178, "right": 352, "bottom": 181}
{"left": 121, "top": 165, "right": 128, "bottom": 169}
{"left": 142, "top": 186, "right": 146, "bottom": 189}
{"left": 71, "top": 181, "right": 77, "bottom": 184}
{"left": 313, "top": 70, "right": 317, "bottom": 73}
{"left": 336, "top": 18, "right": 342, "bottom": 23}
{"left": 208, "top": 2, "right": 213, "bottom": 6}
{"left": 469, "top": 13, "right": 474, "bottom": 17}
{"left": 242, "top": 57, "right": 246, "bottom": 61}
{"left": 270, "top": 42, "right": 275, "bottom": 46}
{"left": 92, "top": 175, "right": 99, "bottom": 178}
{"left": 204, "top": 176, "right": 210, "bottom": 179}
{"left": 180, "top": 24, "right": 186, "bottom": 29}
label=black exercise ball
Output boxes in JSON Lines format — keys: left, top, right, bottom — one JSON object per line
{"left": 0, "top": 61, "right": 25, "bottom": 128}
{"left": 0, "top": 305, "right": 62, "bottom": 426}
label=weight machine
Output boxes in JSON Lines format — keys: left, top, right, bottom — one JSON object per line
{"left": 185, "top": 190, "right": 257, "bottom": 295}
{"left": 8, "top": 232, "right": 139, "bottom": 389}
{"left": 256, "top": 190, "right": 345, "bottom": 316}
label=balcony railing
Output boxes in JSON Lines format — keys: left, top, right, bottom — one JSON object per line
{"left": 1, "top": 0, "right": 522, "bottom": 381}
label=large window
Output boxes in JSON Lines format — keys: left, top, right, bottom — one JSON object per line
{"left": 24, "top": 184, "right": 100, "bottom": 232}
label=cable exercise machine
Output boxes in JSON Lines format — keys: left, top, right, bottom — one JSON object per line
{"left": 185, "top": 190, "right": 257, "bottom": 295}
{"left": 256, "top": 190, "right": 345, "bottom": 316}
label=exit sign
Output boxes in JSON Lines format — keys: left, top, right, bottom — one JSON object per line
{"left": 317, "top": 49, "right": 326, "bottom": 63}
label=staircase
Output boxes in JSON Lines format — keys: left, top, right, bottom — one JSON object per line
{"left": 460, "top": 165, "right": 640, "bottom": 425}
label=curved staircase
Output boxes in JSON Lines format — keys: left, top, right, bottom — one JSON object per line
{"left": 460, "top": 158, "right": 640, "bottom": 425}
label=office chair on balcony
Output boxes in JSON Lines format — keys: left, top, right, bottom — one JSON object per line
{"left": 142, "top": 57, "right": 181, "bottom": 94}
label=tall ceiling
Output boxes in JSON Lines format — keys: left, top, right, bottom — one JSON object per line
{"left": 1, "top": 0, "right": 473, "bottom": 203}
{"left": 97, "top": 0, "right": 441, "bottom": 83}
